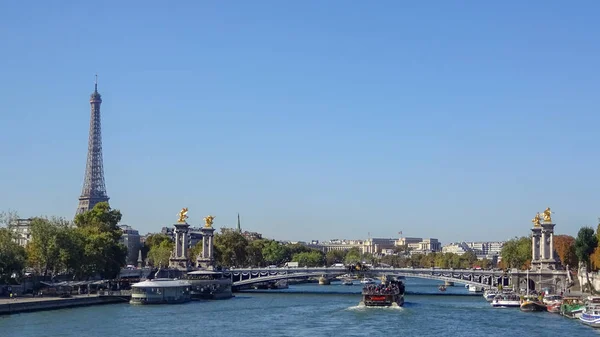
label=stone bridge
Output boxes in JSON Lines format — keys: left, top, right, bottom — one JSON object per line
{"left": 226, "top": 267, "right": 569, "bottom": 292}
{"left": 227, "top": 267, "right": 511, "bottom": 288}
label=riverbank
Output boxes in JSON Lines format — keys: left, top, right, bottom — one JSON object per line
{"left": 0, "top": 295, "right": 127, "bottom": 315}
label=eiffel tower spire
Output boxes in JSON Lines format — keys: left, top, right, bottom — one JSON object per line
{"left": 76, "top": 75, "right": 109, "bottom": 215}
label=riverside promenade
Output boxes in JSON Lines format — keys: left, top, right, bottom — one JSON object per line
{"left": 0, "top": 294, "right": 128, "bottom": 315}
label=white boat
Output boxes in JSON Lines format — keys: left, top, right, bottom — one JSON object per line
{"left": 491, "top": 293, "right": 521, "bottom": 308}
{"left": 130, "top": 278, "right": 191, "bottom": 304}
{"left": 360, "top": 278, "right": 376, "bottom": 284}
{"left": 483, "top": 289, "right": 499, "bottom": 302}
{"left": 579, "top": 296, "right": 600, "bottom": 327}
{"left": 468, "top": 285, "right": 483, "bottom": 293}
{"left": 342, "top": 279, "right": 353, "bottom": 286}
{"left": 542, "top": 294, "right": 562, "bottom": 306}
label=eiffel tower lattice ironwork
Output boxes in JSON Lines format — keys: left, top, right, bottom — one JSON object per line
{"left": 76, "top": 75, "right": 109, "bottom": 215}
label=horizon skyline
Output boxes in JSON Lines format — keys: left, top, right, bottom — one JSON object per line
{"left": 2, "top": 2, "right": 600, "bottom": 244}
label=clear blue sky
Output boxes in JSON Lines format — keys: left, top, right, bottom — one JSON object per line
{"left": 1, "top": 1, "right": 599, "bottom": 243}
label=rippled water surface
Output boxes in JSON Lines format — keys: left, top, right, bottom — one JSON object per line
{"left": 1, "top": 279, "right": 597, "bottom": 337}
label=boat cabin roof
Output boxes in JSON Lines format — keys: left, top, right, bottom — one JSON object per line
{"left": 544, "top": 295, "right": 562, "bottom": 299}
{"left": 132, "top": 278, "right": 191, "bottom": 288}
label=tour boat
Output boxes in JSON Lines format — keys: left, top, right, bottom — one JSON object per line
{"left": 491, "top": 293, "right": 521, "bottom": 308}
{"left": 359, "top": 277, "right": 405, "bottom": 307}
{"left": 542, "top": 294, "right": 562, "bottom": 313}
{"left": 186, "top": 270, "right": 233, "bottom": 300}
{"left": 542, "top": 294, "right": 563, "bottom": 306}
{"left": 360, "top": 278, "right": 376, "bottom": 285}
{"left": 467, "top": 285, "right": 483, "bottom": 293}
{"left": 130, "top": 278, "right": 191, "bottom": 304}
{"left": 520, "top": 295, "right": 547, "bottom": 312}
{"left": 579, "top": 296, "right": 600, "bottom": 327}
{"left": 560, "top": 296, "right": 585, "bottom": 319}
{"left": 483, "top": 289, "right": 499, "bottom": 302}
{"left": 546, "top": 302, "right": 561, "bottom": 313}
{"left": 438, "top": 285, "right": 447, "bottom": 292}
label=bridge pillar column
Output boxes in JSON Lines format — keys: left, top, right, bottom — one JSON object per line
{"left": 197, "top": 225, "right": 216, "bottom": 270}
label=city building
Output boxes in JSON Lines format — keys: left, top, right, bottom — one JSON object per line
{"left": 315, "top": 239, "right": 365, "bottom": 253}
{"left": 395, "top": 237, "right": 442, "bottom": 255}
{"left": 441, "top": 241, "right": 505, "bottom": 260}
{"left": 362, "top": 238, "right": 397, "bottom": 254}
{"left": 119, "top": 225, "right": 141, "bottom": 266}
{"left": 313, "top": 238, "right": 399, "bottom": 255}
{"left": 10, "top": 218, "right": 33, "bottom": 247}
{"left": 442, "top": 242, "right": 471, "bottom": 255}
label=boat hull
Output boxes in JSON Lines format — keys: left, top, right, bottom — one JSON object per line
{"left": 360, "top": 294, "right": 404, "bottom": 307}
{"left": 520, "top": 301, "right": 547, "bottom": 312}
{"left": 546, "top": 303, "right": 561, "bottom": 313}
{"left": 561, "top": 307, "right": 584, "bottom": 319}
{"left": 491, "top": 301, "right": 520, "bottom": 308}
{"left": 580, "top": 313, "right": 600, "bottom": 328}
{"left": 130, "top": 293, "right": 191, "bottom": 304}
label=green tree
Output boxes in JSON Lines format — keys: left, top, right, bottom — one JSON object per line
{"left": 344, "top": 247, "right": 362, "bottom": 265}
{"left": 57, "top": 227, "right": 86, "bottom": 279}
{"left": 246, "top": 239, "right": 267, "bottom": 267}
{"left": 287, "top": 243, "right": 311, "bottom": 256}
{"left": 500, "top": 236, "right": 531, "bottom": 269}
{"left": 75, "top": 202, "right": 127, "bottom": 279}
{"left": 147, "top": 240, "right": 174, "bottom": 268}
{"left": 292, "top": 251, "right": 324, "bottom": 267}
{"left": 461, "top": 251, "right": 478, "bottom": 268}
{"left": 380, "top": 254, "right": 406, "bottom": 268}
{"left": 409, "top": 254, "right": 423, "bottom": 267}
{"left": 26, "top": 217, "right": 63, "bottom": 277}
{"left": 74, "top": 202, "right": 122, "bottom": 241}
{"left": 214, "top": 231, "right": 248, "bottom": 267}
{"left": 143, "top": 234, "right": 173, "bottom": 262}
{"left": 575, "top": 226, "right": 599, "bottom": 293}
{"left": 325, "top": 250, "right": 346, "bottom": 266}
{"left": 145, "top": 234, "right": 172, "bottom": 249}
{"left": 0, "top": 228, "right": 26, "bottom": 283}
{"left": 261, "top": 240, "right": 290, "bottom": 266}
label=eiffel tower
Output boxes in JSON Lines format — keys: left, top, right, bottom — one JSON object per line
{"left": 76, "top": 75, "right": 109, "bottom": 215}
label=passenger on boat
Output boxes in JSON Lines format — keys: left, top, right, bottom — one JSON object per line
{"left": 363, "top": 284, "right": 400, "bottom": 295}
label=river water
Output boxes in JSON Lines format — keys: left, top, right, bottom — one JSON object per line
{"left": 1, "top": 278, "right": 597, "bottom": 337}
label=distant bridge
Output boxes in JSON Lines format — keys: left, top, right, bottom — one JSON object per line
{"left": 226, "top": 267, "right": 513, "bottom": 288}
{"left": 118, "top": 265, "right": 569, "bottom": 292}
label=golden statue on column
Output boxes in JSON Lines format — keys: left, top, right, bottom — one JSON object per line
{"left": 531, "top": 212, "right": 541, "bottom": 227}
{"left": 542, "top": 207, "right": 553, "bottom": 223}
{"left": 204, "top": 215, "right": 215, "bottom": 228}
{"left": 177, "top": 208, "right": 189, "bottom": 223}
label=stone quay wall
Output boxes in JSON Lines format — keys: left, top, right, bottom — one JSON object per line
{"left": 0, "top": 296, "right": 126, "bottom": 315}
